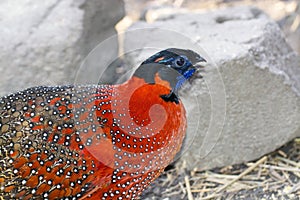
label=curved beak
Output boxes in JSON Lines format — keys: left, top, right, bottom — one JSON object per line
{"left": 191, "top": 54, "right": 206, "bottom": 79}
{"left": 193, "top": 55, "right": 206, "bottom": 68}
{"left": 196, "top": 55, "right": 206, "bottom": 63}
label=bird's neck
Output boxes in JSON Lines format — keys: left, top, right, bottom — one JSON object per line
{"left": 131, "top": 64, "right": 173, "bottom": 88}
{"left": 131, "top": 64, "right": 182, "bottom": 104}
{"left": 118, "top": 76, "right": 173, "bottom": 126}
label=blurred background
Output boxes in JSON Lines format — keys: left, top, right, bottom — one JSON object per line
{"left": 122, "top": 0, "right": 300, "bottom": 53}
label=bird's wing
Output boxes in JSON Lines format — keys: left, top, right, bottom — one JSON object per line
{"left": 0, "top": 85, "right": 116, "bottom": 199}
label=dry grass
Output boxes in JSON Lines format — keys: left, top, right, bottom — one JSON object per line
{"left": 142, "top": 138, "right": 300, "bottom": 199}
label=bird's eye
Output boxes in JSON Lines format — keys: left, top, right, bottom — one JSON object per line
{"left": 174, "top": 56, "right": 186, "bottom": 68}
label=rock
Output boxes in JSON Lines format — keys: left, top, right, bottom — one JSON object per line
{"left": 123, "top": 6, "right": 300, "bottom": 169}
{"left": 0, "top": 0, "right": 125, "bottom": 96}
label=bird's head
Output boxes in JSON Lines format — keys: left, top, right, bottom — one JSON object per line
{"left": 133, "top": 48, "right": 206, "bottom": 103}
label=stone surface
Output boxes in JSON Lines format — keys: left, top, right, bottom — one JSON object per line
{"left": 124, "top": 6, "right": 300, "bottom": 169}
{"left": 0, "top": 0, "right": 125, "bottom": 96}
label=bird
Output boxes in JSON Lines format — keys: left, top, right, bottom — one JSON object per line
{"left": 0, "top": 48, "right": 206, "bottom": 200}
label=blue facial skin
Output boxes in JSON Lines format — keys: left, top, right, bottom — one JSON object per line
{"left": 156, "top": 55, "right": 196, "bottom": 92}
{"left": 141, "top": 49, "right": 204, "bottom": 95}
{"left": 140, "top": 49, "right": 205, "bottom": 104}
{"left": 175, "top": 68, "right": 196, "bottom": 91}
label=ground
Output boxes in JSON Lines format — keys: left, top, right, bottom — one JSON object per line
{"left": 141, "top": 138, "right": 300, "bottom": 199}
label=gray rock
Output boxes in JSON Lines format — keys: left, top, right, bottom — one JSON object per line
{"left": 0, "top": 0, "right": 125, "bottom": 96}
{"left": 123, "top": 6, "right": 300, "bottom": 169}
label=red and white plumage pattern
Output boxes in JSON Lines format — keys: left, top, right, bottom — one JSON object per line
{"left": 0, "top": 76, "right": 186, "bottom": 199}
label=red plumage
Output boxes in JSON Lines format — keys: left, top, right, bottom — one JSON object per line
{"left": 0, "top": 48, "right": 205, "bottom": 199}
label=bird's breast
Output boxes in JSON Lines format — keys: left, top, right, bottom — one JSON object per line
{"left": 87, "top": 77, "right": 187, "bottom": 169}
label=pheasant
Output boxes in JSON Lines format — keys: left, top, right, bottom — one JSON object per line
{"left": 0, "top": 48, "right": 206, "bottom": 199}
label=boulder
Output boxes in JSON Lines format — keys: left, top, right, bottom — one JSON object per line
{"left": 0, "top": 0, "right": 125, "bottom": 96}
{"left": 123, "top": 6, "right": 300, "bottom": 169}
